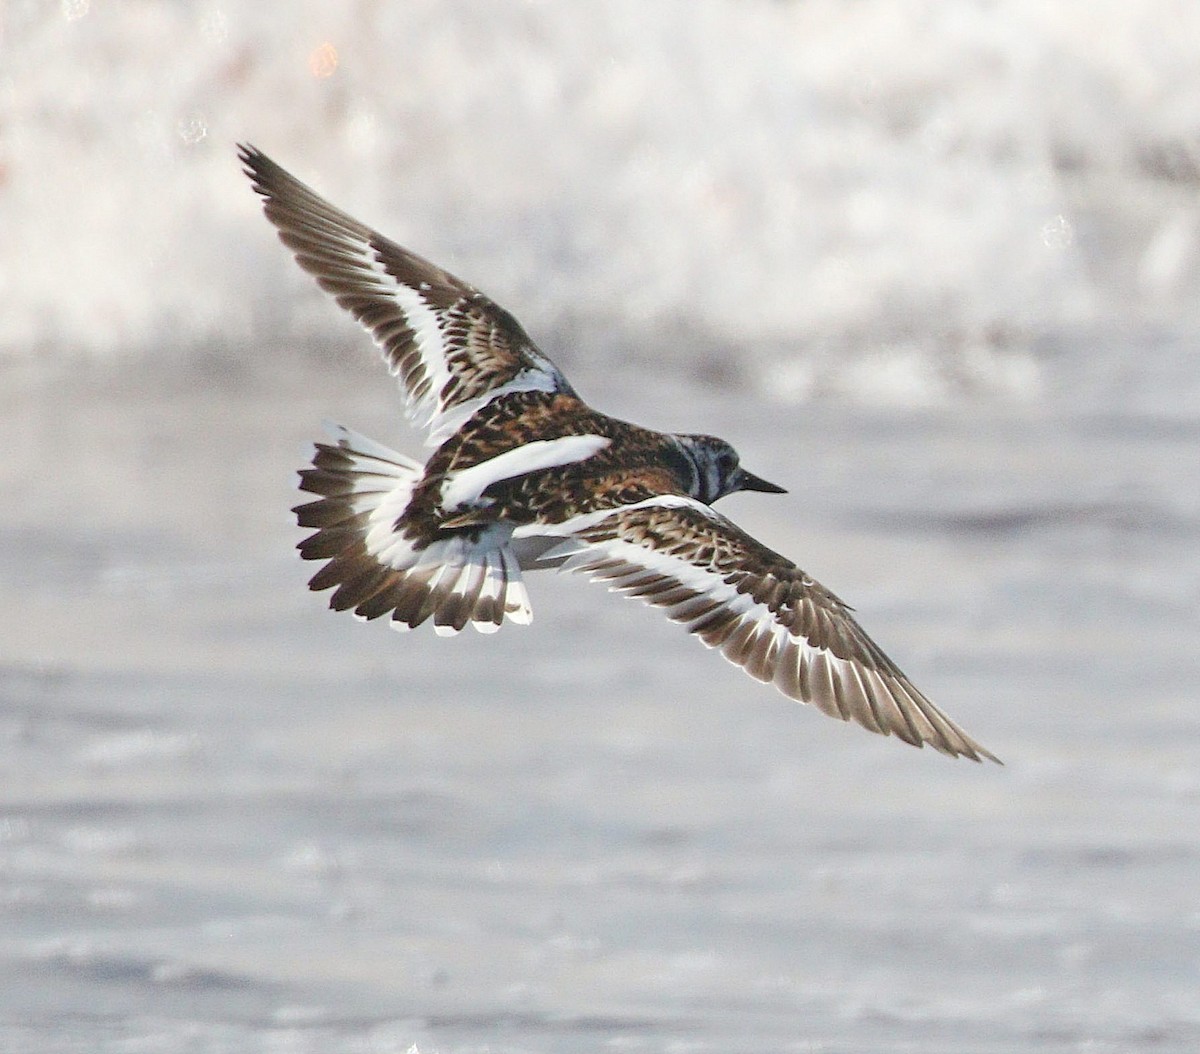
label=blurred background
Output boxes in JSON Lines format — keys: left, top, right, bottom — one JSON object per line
{"left": 2, "top": 2, "right": 1199, "bottom": 1052}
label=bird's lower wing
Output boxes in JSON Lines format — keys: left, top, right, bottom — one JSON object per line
{"left": 535, "top": 496, "right": 999, "bottom": 762}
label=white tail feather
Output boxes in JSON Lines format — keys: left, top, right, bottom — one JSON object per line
{"left": 295, "top": 423, "right": 532, "bottom": 634}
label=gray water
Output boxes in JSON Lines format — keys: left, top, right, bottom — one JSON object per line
{"left": 3, "top": 328, "right": 1197, "bottom": 1053}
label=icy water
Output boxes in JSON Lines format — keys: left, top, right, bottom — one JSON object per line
{"left": 2, "top": 333, "right": 1198, "bottom": 1054}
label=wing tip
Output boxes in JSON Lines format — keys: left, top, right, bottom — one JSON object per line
{"left": 237, "top": 141, "right": 272, "bottom": 194}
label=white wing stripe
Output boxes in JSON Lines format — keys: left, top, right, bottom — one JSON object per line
{"left": 440, "top": 435, "right": 611, "bottom": 509}
{"left": 378, "top": 280, "right": 453, "bottom": 430}
{"left": 562, "top": 535, "right": 845, "bottom": 686}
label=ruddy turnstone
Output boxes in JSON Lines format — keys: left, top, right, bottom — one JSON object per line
{"left": 240, "top": 144, "right": 999, "bottom": 763}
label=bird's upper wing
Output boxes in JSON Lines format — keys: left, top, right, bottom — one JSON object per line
{"left": 240, "top": 144, "right": 576, "bottom": 443}
{"left": 532, "top": 496, "right": 999, "bottom": 762}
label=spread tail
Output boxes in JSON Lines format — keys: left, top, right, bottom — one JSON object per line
{"left": 294, "top": 423, "right": 532, "bottom": 634}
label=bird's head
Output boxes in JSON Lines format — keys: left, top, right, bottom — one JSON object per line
{"left": 676, "top": 434, "right": 787, "bottom": 505}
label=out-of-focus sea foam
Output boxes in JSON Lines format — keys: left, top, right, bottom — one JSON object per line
{"left": 4, "top": 1, "right": 1199, "bottom": 405}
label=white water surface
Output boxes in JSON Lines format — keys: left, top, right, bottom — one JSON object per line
{"left": 5, "top": 1, "right": 1200, "bottom": 401}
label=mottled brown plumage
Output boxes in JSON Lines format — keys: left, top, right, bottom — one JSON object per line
{"left": 402, "top": 389, "right": 698, "bottom": 539}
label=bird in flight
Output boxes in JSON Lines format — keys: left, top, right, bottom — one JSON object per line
{"left": 240, "top": 144, "right": 998, "bottom": 763}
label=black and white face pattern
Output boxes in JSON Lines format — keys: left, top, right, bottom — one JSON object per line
{"left": 677, "top": 434, "right": 786, "bottom": 505}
